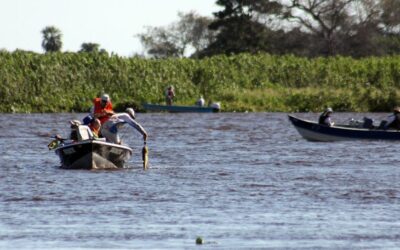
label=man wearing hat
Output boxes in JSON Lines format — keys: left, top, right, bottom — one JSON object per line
{"left": 318, "top": 107, "right": 334, "bottom": 126}
{"left": 92, "top": 93, "right": 114, "bottom": 125}
{"left": 384, "top": 107, "right": 400, "bottom": 130}
{"left": 100, "top": 108, "right": 147, "bottom": 144}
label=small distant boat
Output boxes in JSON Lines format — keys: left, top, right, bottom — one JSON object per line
{"left": 143, "top": 103, "right": 220, "bottom": 113}
{"left": 54, "top": 139, "right": 132, "bottom": 169}
{"left": 288, "top": 115, "right": 400, "bottom": 142}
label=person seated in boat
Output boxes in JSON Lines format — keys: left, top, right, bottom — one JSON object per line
{"left": 165, "top": 86, "right": 175, "bottom": 106}
{"left": 82, "top": 115, "right": 101, "bottom": 138}
{"left": 91, "top": 93, "right": 114, "bottom": 125}
{"left": 101, "top": 108, "right": 147, "bottom": 144}
{"left": 195, "top": 96, "right": 205, "bottom": 107}
{"left": 383, "top": 107, "right": 400, "bottom": 130}
{"left": 318, "top": 108, "right": 334, "bottom": 126}
{"left": 89, "top": 118, "right": 101, "bottom": 138}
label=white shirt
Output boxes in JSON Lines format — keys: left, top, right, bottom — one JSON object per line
{"left": 102, "top": 113, "right": 146, "bottom": 136}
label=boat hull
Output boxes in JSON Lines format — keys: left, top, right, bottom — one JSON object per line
{"left": 143, "top": 103, "right": 219, "bottom": 113}
{"left": 288, "top": 115, "right": 400, "bottom": 142}
{"left": 55, "top": 140, "right": 132, "bottom": 169}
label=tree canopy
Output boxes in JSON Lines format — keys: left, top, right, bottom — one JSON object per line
{"left": 138, "top": 0, "right": 400, "bottom": 58}
{"left": 41, "top": 26, "right": 63, "bottom": 53}
{"left": 79, "top": 43, "right": 100, "bottom": 53}
{"left": 137, "top": 12, "right": 216, "bottom": 58}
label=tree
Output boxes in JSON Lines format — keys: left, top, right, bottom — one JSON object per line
{"left": 279, "top": 0, "right": 400, "bottom": 57}
{"left": 41, "top": 26, "right": 63, "bottom": 52}
{"left": 137, "top": 11, "right": 216, "bottom": 58}
{"left": 179, "top": 12, "right": 217, "bottom": 56}
{"left": 135, "top": 0, "right": 400, "bottom": 58}
{"left": 200, "top": 0, "right": 282, "bottom": 57}
{"left": 281, "top": 0, "right": 357, "bottom": 56}
{"left": 80, "top": 42, "right": 100, "bottom": 53}
{"left": 138, "top": 26, "right": 182, "bottom": 58}
{"left": 79, "top": 43, "right": 100, "bottom": 53}
{"left": 379, "top": 0, "right": 400, "bottom": 34}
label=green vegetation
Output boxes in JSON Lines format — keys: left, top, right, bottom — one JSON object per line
{"left": 1, "top": 51, "right": 400, "bottom": 113}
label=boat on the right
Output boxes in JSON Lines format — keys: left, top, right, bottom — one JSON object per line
{"left": 288, "top": 115, "right": 400, "bottom": 142}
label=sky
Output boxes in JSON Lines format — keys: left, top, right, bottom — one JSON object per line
{"left": 1, "top": 0, "right": 219, "bottom": 56}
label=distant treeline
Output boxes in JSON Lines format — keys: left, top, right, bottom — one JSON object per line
{"left": 1, "top": 51, "right": 400, "bottom": 113}
{"left": 139, "top": 1, "right": 400, "bottom": 59}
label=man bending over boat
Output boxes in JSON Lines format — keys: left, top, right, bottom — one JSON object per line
{"left": 101, "top": 108, "right": 147, "bottom": 144}
{"left": 319, "top": 108, "right": 334, "bottom": 126}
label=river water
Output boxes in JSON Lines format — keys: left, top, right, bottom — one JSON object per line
{"left": 1, "top": 112, "right": 399, "bottom": 249}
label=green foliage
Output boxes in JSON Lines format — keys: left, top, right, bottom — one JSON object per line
{"left": 79, "top": 43, "right": 102, "bottom": 53}
{"left": 203, "top": 0, "right": 282, "bottom": 57}
{"left": 1, "top": 51, "right": 400, "bottom": 113}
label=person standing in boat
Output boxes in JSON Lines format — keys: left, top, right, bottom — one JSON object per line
{"left": 165, "top": 86, "right": 175, "bottom": 106}
{"left": 101, "top": 108, "right": 147, "bottom": 144}
{"left": 384, "top": 107, "right": 400, "bottom": 130}
{"left": 92, "top": 93, "right": 114, "bottom": 124}
{"left": 319, "top": 108, "right": 334, "bottom": 126}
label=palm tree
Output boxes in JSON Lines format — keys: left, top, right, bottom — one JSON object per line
{"left": 41, "top": 26, "right": 63, "bottom": 52}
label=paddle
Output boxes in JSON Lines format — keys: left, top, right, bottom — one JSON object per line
{"left": 142, "top": 140, "right": 148, "bottom": 170}
{"left": 47, "top": 134, "right": 65, "bottom": 150}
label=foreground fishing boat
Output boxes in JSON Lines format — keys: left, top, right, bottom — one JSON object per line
{"left": 143, "top": 103, "right": 220, "bottom": 113}
{"left": 48, "top": 122, "right": 133, "bottom": 169}
{"left": 288, "top": 115, "right": 400, "bottom": 142}
{"left": 54, "top": 139, "right": 132, "bottom": 169}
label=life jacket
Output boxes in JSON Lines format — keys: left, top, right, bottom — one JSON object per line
{"left": 93, "top": 97, "right": 113, "bottom": 124}
{"left": 88, "top": 123, "right": 100, "bottom": 138}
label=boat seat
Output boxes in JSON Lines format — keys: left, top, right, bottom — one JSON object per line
{"left": 77, "top": 125, "right": 94, "bottom": 141}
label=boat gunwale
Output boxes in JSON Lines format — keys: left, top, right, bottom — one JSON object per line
{"left": 55, "top": 139, "right": 133, "bottom": 153}
{"left": 143, "top": 103, "right": 219, "bottom": 112}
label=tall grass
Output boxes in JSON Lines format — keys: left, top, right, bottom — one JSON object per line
{"left": 1, "top": 51, "right": 400, "bottom": 112}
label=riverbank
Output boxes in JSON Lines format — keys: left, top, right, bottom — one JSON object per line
{"left": 1, "top": 51, "right": 399, "bottom": 113}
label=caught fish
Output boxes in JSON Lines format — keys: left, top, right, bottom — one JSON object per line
{"left": 142, "top": 142, "right": 148, "bottom": 170}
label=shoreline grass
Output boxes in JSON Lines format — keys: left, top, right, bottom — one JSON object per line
{"left": 1, "top": 51, "right": 400, "bottom": 113}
